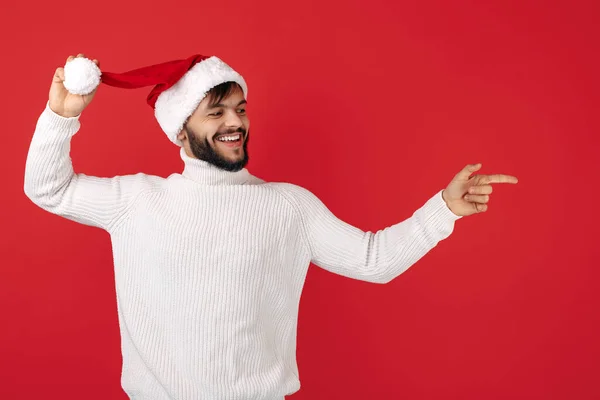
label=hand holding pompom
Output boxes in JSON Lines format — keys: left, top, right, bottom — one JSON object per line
{"left": 442, "top": 163, "right": 519, "bottom": 217}
{"left": 49, "top": 54, "right": 101, "bottom": 118}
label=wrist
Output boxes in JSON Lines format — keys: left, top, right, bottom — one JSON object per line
{"left": 46, "top": 101, "right": 80, "bottom": 120}
{"left": 442, "top": 189, "right": 461, "bottom": 217}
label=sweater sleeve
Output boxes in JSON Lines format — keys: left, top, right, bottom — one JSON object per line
{"left": 280, "top": 184, "right": 462, "bottom": 284}
{"left": 24, "top": 103, "right": 153, "bottom": 232}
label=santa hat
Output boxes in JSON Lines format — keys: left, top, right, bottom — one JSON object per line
{"left": 62, "top": 54, "right": 248, "bottom": 146}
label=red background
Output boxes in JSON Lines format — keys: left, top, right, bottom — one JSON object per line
{"left": 1, "top": 0, "right": 599, "bottom": 399}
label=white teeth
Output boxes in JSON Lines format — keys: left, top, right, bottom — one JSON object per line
{"left": 217, "top": 134, "right": 241, "bottom": 142}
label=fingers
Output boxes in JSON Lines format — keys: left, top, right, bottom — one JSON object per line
{"left": 456, "top": 161, "right": 518, "bottom": 185}
{"left": 53, "top": 67, "right": 65, "bottom": 82}
{"left": 491, "top": 174, "right": 518, "bottom": 184}
{"left": 475, "top": 174, "right": 518, "bottom": 185}
{"left": 65, "top": 54, "right": 85, "bottom": 64}
{"left": 66, "top": 53, "right": 93, "bottom": 64}
{"left": 467, "top": 197, "right": 489, "bottom": 214}
{"left": 456, "top": 163, "right": 482, "bottom": 180}
{"left": 464, "top": 194, "right": 489, "bottom": 204}
{"left": 474, "top": 203, "right": 488, "bottom": 213}
{"left": 468, "top": 185, "right": 493, "bottom": 195}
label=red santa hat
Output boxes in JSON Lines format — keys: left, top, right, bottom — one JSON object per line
{"left": 62, "top": 54, "right": 248, "bottom": 146}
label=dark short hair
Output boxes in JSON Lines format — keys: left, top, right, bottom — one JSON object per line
{"left": 205, "top": 81, "right": 244, "bottom": 106}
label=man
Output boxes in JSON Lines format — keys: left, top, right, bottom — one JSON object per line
{"left": 24, "top": 53, "right": 518, "bottom": 400}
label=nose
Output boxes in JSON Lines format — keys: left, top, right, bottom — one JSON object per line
{"left": 224, "top": 109, "right": 243, "bottom": 129}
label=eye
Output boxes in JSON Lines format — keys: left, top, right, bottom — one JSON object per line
{"left": 237, "top": 109, "right": 246, "bottom": 114}
{"left": 209, "top": 111, "right": 222, "bottom": 116}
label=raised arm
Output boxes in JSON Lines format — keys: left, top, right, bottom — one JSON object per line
{"left": 24, "top": 54, "right": 154, "bottom": 232}
{"left": 277, "top": 184, "right": 462, "bottom": 284}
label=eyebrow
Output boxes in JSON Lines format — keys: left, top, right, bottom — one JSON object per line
{"left": 207, "top": 99, "right": 247, "bottom": 109}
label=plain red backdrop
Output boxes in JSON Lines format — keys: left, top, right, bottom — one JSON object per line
{"left": 1, "top": 0, "right": 599, "bottom": 399}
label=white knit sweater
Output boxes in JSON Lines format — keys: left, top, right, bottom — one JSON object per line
{"left": 24, "top": 103, "right": 462, "bottom": 400}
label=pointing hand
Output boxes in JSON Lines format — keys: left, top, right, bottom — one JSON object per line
{"left": 442, "top": 163, "right": 518, "bottom": 217}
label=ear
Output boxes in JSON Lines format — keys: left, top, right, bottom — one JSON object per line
{"left": 177, "top": 126, "right": 188, "bottom": 142}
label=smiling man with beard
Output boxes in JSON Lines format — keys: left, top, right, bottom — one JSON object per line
{"left": 183, "top": 82, "right": 250, "bottom": 172}
{"left": 23, "top": 53, "right": 518, "bottom": 400}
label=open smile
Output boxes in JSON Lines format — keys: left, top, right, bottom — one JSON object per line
{"left": 216, "top": 133, "right": 243, "bottom": 148}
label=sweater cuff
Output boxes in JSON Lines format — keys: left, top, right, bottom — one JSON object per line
{"left": 37, "top": 101, "right": 82, "bottom": 138}
{"left": 420, "top": 189, "right": 463, "bottom": 231}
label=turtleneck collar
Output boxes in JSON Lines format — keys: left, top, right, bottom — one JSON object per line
{"left": 180, "top": 147, "right": 251, "bottom": 185}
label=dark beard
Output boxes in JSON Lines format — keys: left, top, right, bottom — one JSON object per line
{"left": 187, "top": 127, "right": 250, "bottom": 172}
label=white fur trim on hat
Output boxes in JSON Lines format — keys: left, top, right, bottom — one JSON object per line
{"left": 154, "top": 56, "right": 248, "bottom": 146}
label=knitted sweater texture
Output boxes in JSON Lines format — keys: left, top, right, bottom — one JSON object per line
{"left": 23, "top": 103, "right": 462, "bottom": 400}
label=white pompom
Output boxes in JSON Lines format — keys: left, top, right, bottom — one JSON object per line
{"left": 63, "top": 57, "right": 102, "bottom": 95}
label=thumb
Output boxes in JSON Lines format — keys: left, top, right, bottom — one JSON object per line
{"left": 456, "top": 163, "right": 482, "bottom": 180}
{"left": 49, "top": 67, "right": 68, "bottom": 101}
{"left": 51, "top": 67, "right": 65, "bottom": 86}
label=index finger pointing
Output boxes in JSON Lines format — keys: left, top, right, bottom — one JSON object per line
{"left": 485, "top": 174, "right": 519, "bottom": 184}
